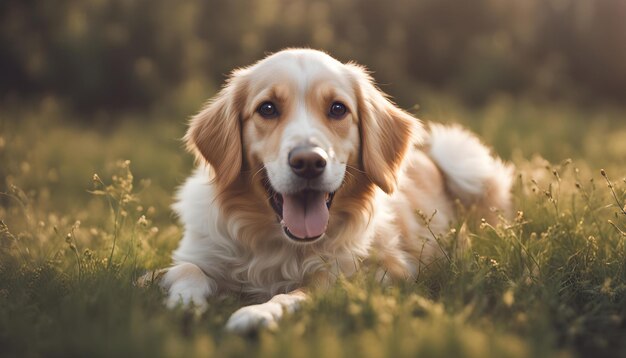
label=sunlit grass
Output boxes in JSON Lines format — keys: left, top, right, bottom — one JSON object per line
{"left": 1, "top": 98, "right": 625, "bottom": 357}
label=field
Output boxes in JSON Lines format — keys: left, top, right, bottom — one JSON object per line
{"left": 1, "top": 94, "right": 625, "bottom": 357}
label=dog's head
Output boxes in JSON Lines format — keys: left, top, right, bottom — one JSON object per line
{"left": 186, "top": 49, "right": 422, "bottom": 244}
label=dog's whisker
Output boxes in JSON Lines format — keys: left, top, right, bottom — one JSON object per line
{"left": 342, "top": 171, "right": 356, "bottom": 187}
{"left": 250, "top": 166, "right": 266, "bottom": 182}
{"left": 341, "top": 166, "right": 359, "bottom": 187}
{"left": 345, "top": 164, "right": 367, "bottom": 175}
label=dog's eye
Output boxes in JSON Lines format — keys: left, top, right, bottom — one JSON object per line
{"left": 257, "top": 102, "right": 279, "bottom": 119}
{"left": 328, "top": 102, "right": 347, "bottom": 119}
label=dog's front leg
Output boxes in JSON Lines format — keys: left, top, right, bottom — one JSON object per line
{"left": 161, "top": 262, "right": 217, "bottom": 312}
{"left": 225, "top": 289, "right": 307, "bottom": 334}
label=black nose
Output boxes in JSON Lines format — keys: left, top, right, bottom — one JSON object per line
{"left": 288, "top": 146, "right": 328, "bottom": 179}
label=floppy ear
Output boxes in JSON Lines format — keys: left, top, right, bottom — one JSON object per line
{"left": 185, "top": 74, "right": 247, "bottom": 189}
{"left": 348, "top": 64, "right": 424, "bottom": 194}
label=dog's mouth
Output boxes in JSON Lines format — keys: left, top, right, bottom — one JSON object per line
{"left": 265, "top": 184, "right": 335, "bottom": 243}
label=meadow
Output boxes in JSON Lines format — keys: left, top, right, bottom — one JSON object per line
{"left": 1, "top": 93, "right": 625, "bottom": 357}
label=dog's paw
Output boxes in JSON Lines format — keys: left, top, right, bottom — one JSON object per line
{"left": 225, "top": 302, "right": 283, "bottom": 334}
{"left": 161, "top": 262, "right": 215, "bottom": 313}
{"left": 165, "top": 284, "right": 210, "bottom": 312}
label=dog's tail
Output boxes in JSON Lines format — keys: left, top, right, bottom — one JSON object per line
{"left": 426, "top": 123, "right": 514, "bottom": 223}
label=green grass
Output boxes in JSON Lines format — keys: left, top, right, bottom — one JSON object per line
{"left": 1, "top": 96, "right": 625, "bottom": 357}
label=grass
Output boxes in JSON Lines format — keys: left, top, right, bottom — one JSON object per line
{"left": 1, "top": 95, "right": 625, "bottom": 357}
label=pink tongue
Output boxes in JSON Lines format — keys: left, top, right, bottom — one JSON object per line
{"left": 282, "top": 191, "right": 329, "bottom": 239}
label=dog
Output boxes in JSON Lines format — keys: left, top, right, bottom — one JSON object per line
{"left": 160, "top": 48, "right": 513, "bottom": 333}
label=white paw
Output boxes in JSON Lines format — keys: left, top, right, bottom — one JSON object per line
{"left": 165, "top": 283, "right": 210, "bottom": 312}
{"left": 225, "top": 302, "right": 283, "bottom": 334}
{"left": 161, "top": 263, "right": 215, "bottom": 313}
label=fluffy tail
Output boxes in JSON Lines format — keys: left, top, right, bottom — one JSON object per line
{"left": 426, "top": 124, "right": 514, "bottom": 223}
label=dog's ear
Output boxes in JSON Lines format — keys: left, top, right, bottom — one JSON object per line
{"left": 347, "top": 64, "right": 424, "bottom": 194}
{"left": 185, "top": 71, "right": 248, "bottom": 189}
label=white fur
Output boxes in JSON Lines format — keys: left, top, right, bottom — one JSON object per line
{"left": 428, "top": 124, "right": 514, "bottom": 212}
{"left": 225, "top": 291, "right": 306, "bottom": 333}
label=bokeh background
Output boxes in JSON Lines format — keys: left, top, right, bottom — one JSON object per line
{"left": 2, "top": 0, "right": 626, "bottom": 113}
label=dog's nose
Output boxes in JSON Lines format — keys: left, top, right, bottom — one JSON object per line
{"left": 288, "top": 146, "right": 328, "bottom": 179}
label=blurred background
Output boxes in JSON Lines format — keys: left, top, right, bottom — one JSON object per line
{"left": 1, "top": 0, "right": 625, "bottom": 217}
{"left": 1, "top": 0, "right": 625, "bottom": 114}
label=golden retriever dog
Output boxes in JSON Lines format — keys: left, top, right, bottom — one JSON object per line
{"left": 160, "top": 48, "right": 513, "bottom": 333}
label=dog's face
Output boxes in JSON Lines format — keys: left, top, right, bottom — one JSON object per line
{"left": 187, "top": 49, "right": 419, "bottom": 244}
